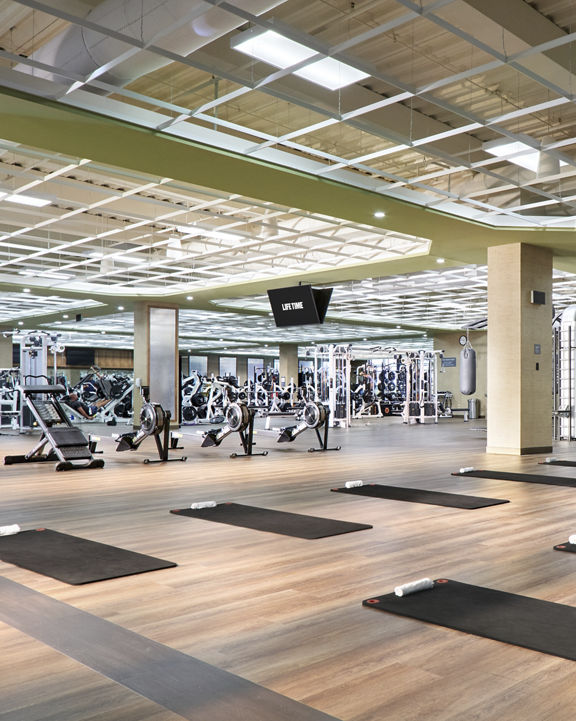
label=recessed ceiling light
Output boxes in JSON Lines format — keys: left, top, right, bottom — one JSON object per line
{"left": 232, "top": 29, "right": 369, "bottom": 91}
{"left": 186, "top": 295, "right": 194, "bottom": 301}
{"left": 436, "top": 257, "right": 445, "bottom": 264}
{"left": 3, "top": 193, "right": 51, "bottom": 207}
{"left": 22, "top": 288, "right": 30, "bottom": 293}
{"left": 100, "top": 331, "right": 105, "bottom": 334}
{"left": 373, "top": 211, "right": 386, "bottom": 219}
{"left": 396, "top": 325, "right": 401, "bottom": 329}
{"left": 63, "top": 314, "right": 69, "bottom": 319}
{"left": 17, "top": 321, "right": 23, "bottom": 326}
{"left": 118, "top": 306, "right": 124, "bottom": 310}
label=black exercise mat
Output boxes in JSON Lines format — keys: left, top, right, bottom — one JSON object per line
{"left": 363, "top": 579, "right": 576, "bottom": 661}
{"left": 0, "top": 529, "right": 176, "bottom": 584}
{"left": 171, "top": 503, "right": 372, "bottom": 539}
{"left": 554, "top": 541, "right": 576, "bottom": 554}
{"left": 332, "top": 483, "right": 508, "bottom": 509}
{"left": 539, "top": 459, "right": 576, "bottom": 467}
{"left": 453, "top": 469, "right": 576, "bottom": 487}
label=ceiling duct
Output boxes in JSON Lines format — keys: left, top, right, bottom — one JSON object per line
{"left": 16, "top": 0, "right": 287, "bottom": 86}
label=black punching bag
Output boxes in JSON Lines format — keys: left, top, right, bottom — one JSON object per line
{"left": 459, "top": 347, "right": 476, "bottom": 395}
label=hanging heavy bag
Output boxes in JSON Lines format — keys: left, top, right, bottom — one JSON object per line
{"left": 459, "top": 346, "right": 476, "bottom": 395}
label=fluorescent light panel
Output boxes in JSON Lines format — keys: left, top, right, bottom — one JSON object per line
{"left": 483, "top": 139, "right": 567, "bottom": 173}
{"left": 233, "top": 29, "right": 369, "bottom": 90}
{"left": 18, "top": 270, "right": 72, "bottom": 280}
{"left": 0, "top": 193, "right": 51, "bottom": 207}
{"left": 176, "top": 225, "right": 243, "bottom": 242}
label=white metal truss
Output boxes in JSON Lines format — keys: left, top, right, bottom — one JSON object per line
{"left": 2, "top": 0, "right": 576, "bottom": 226}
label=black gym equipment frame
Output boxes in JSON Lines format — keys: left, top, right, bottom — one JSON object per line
{"left": 277, "top": 402, "right": 341, "bottom": 453}
{"left": 115, "top": 403, "right": 186, "bottom": 464}
{"left": 202, "top": 403, "right": 267, "bottom": 458}
{"left": 4, "top": 385, "right": 104, "bottom": 472}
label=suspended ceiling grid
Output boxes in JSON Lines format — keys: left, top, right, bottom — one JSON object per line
{"left": 0, "top": 137, "right": 429, "bottom": 294}
{"left": 219, "top": 265, "right": 576, "bottom": 330}
{"left": 41, "top": 308, "right": 424, "bottom": 353}
{"left": 2, "top": 0, "right": 576, "bottom": 227}
{"left": 0, "top": 1, "right": 576, "bottom": 352}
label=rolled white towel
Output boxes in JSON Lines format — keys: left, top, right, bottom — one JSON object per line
{"left": 190, "top": 501, "right": 217, "bottom": 510}
{"left": 568, "top": 534, "right": 576, "bottom": 545}
{"left": 545, "top": 457, "right": 557, "bottom": 463}
{"left": 459, "top": 466, "right": 476, "bottom": 474}
{"left": 0, "top": 524, "right": 20, "bottom": 536}
{"left": 345, "top": 480, "right": 364, "bottom": 488}
{"left": 394, "top": 577, "right": 434, "bottom": 597}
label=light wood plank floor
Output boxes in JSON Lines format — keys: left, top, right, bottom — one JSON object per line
{"left": 1, "top": 417, "right": 576, "bottom": 720}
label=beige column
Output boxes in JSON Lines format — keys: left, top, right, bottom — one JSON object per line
{"left": 278, "top": 343, "right": 299, "bottom": 385}
{"left": 486, "top": 243, "right": 552, "bottom": 454}
{"left": 0, "top": 333, "right": 13, "bottom": 368}
{"left": 133, "top": 302, "right": 179, "bottom": 426}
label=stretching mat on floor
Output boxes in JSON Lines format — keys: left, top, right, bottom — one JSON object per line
{"left": 554, "top": 541, "right": 576, "bottom": 554}
{"left": 452, "top": 469, "right": 576, "bottom": 487}
{"left": 0, "top": 529, "right": 176, "bottom": 584}
{"left": 363, "top": 578, "right": 576, "bottom": 661}
{"left": 540, "top": 459, "right": 576, "bottom": 467}
{"left": 171, "top": 503, "right": 372, "bottom": 539}
{"left": 331, "top": 484, "right": 509, "bottom": 509}
{"left": 0, "top": 576, "right": 341, "bottom": 721}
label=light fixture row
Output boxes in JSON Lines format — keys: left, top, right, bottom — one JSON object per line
{"left": 232, "top": 29, "right": 369, "bottom": 91}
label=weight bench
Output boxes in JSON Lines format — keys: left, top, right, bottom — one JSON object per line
{"left": 4, "top": 385, "right": 104, "bottom": 472}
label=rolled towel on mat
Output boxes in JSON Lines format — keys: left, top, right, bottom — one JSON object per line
{"left": 545, "top": 457, "right": 557, "bottom": 463}
{"left": 190, "top": 501, "right": 217, "bottom": 510}
{"left": 569, "top": 534, "right": 576, "bottom": 545}
{"left": 345, "top": 480, "right": 364, "bottom": 488}
{"left": 394, "top": 577, "right": 434, "bottom": 597}
{"left": 0, "top": 524, "right": 20, "bottom": 537}
{"left": 459, "top": 466, "right": 476, "bottom": 474}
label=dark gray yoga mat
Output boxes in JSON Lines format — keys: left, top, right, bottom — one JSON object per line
{"left": 453, "top": 469, "right": 576, "bottom": 487}
{"left": 0, "top": 528, "right": 176, "bottom": 584}
{"left": 171, "top": 502, "right": 372, "bottom": 538}
{"left": 363, "top": 578, "right": 576, "bottom": 661}
{"left": 332, "top": 483, "right": 508, "bottom": 509}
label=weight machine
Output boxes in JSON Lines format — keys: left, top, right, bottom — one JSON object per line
{"left": 401, "top": 350, "right": 443, "bottom": 424}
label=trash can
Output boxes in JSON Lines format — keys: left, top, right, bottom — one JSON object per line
{"left": 468, "top": 398, "right": 480, "bottom": 420}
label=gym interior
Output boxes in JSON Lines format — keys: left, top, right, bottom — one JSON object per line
{"left": 1, "top": 1, "right": 576, "bottom": 719}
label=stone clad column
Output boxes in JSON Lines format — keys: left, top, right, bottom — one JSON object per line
{"left": 486, "top": 243, "right": 552, "bottom": 454}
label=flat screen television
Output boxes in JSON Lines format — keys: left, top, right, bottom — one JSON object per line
{"left": 65, "top": 347, "right": 95, "bottom": 366}
{"left": 267, "top": 285, "right": 332, "bottom": 327}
